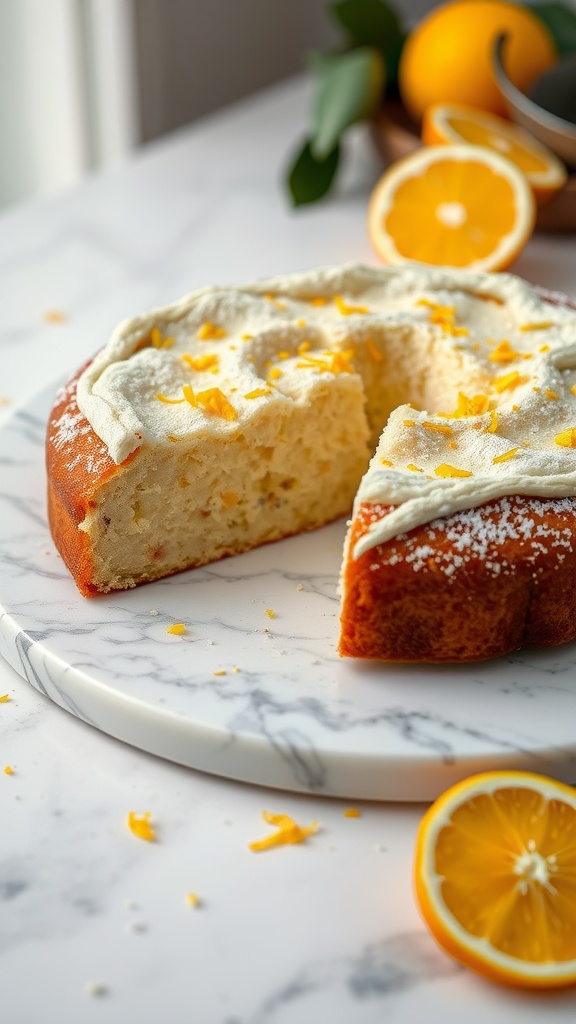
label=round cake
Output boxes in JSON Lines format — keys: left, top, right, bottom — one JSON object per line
{"left": 46, "top": 264, "right": 576, "bottom": 662}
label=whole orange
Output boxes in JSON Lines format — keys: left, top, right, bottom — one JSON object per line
{"left": 399, "top": 0, "right": 556, "bottom": 124}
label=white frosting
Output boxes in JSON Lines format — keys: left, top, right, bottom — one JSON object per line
{"left": 76, "top": 263, "right": 576, "bottom": 559}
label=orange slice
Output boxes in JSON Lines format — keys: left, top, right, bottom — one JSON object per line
{"left": 368, "top": 144, "right": 535, "bottom": 272}
{"left": 423, "top": 103, "right": 567, "bottom": 205}
{"left": 414, "top": 771, "right": 576, "bottom": 989}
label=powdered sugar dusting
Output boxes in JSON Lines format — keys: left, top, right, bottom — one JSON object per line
{"left": 49, "top": 389, "right": 113, "bottom": 478}
{"left": 365, "top": 496, "right": 576, "bottom": 579}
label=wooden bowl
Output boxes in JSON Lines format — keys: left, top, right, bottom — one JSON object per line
{"left": 370, "top": 102, "right": 576, "bottom": 233}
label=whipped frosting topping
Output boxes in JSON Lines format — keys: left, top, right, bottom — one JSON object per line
{"left": 76, "top": 263, "right": 576, "bottom": 558}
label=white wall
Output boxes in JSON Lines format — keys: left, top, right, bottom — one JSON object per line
{"left": 132, "top": 0, "right": 335, "bottom": 142}
{"left": 0, "top": 0, "right": 88, "bottom": 206}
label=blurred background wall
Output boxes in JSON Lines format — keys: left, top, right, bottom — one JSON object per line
{"left": 0, "top": 0, "right": 478, "bottom": 210}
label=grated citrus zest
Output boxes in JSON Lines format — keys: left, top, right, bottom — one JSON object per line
{"left": 198, "top": 322, "right": 226, "bottom": 341}
{"left": 423, "top": 421, "right": 453, "bottom": 436}
{"left": 156, "top": 393, "right": 185, "bottom": 404}
{"left": 520, "top": 321, "right": 553, "bottom": 331}
{"left": 434, "top": 464, "right": 473, "bottom": 478}
{"left": 493, "top": 371, "right": 527, "bottom": 393}
{"left": 555, "top": 428, "right": 576, "bottom": 448}
{"left": 196, "top": 388, "right": 237, "bottom": 420}
{"left": 182, "top": 353, "right": 219, "bottom": 372}
{"left": 493, "top": 447, "right": 520, "bottom": 464}
{"left": 244, "top": 388, "right": 271, "bottom": 399}
{"left": 248, "top": 811, "right": 318, "bottom": 852}
{"left": 416, "top": 299, "right": 469, "bottom": 336}
{"left": 488, "top": 339, "right": 521, "bottom": 363}
{"left": 127, "top": 811, "right": 156, "bottom": 842}
{"left": 334, "top": 295, "right": 368, "bottom": 316}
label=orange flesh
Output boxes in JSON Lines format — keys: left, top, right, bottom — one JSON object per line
{"left": 384, "top": 159, "right": 516, "bottom": 265}
{"left": 435, "top": 788, "right": 576, "bottom": 962}
{"left": 446, "top": 116, "right": 550, "bottom": 175}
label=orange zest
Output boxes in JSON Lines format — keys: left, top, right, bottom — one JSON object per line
{"left": 368, "top": 144, "right": 535, "bottom": 272}
{"left": 248, "top": 811, "right": 318, "bottom": 852}
{"left": 414, "top": 770, "right": 576, "bottom": 989}
{"left": 127, "top": 811, "right": 156, "bottom": 842}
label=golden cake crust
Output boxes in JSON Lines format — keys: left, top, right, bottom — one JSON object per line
{"left": 46, "top": 367, "right": 138, "bottom": 596}
{"left": 339, "top": 497, "right": 576, "bottom": 662}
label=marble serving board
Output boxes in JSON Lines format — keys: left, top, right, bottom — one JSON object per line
{"left": 2, "top": 383, "right": 576, "bottom": 801}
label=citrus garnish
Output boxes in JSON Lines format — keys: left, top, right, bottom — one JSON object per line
{"left": 423, "top": 103, "right": 567, "bottom": 205}
{"left": 398, "top": 0, "right": 556, "bottom": 123}
{"left": 414, "top": 771, "right": 576, "bottom": 989}
{"left": 367, "top": 144, "right": 535, "bottom": 271}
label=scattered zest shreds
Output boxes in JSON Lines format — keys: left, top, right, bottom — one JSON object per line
{"left": 555, "top": 428, "right": 576, "bottom": 448}
{"left": 297, "top": 349, "right": 354, "bottom": 376}
{"left": 197, "top": 321, "right": 226, "bottom": 340}
{"left": 435, "top": 464, "right": 472, "bottom": 478}
{"left": 157, "top": 392, "right": 185, "bottom": 404}
{"left": 186, "top": 892, "right": 200, "bottom": 908}
{"left": 493, "top": 447, "right": 520, "bottom": 464}
{"left": 423, "top": 421, "right": 453, "bottom": 437}
{"left": 334, "top": 294, "right": 368, "bottom": 316}
{"left": 447, "top": 392, "right": 490, "bottom": 418}
{"left": 0, "top": 694, "right": 10, "bottom": 703}
{"left": 417, "top": 299, "right": 468, "bottom": 337}
{"left": 244, "top": 388, "right": 271, "bottom": 400}
{"left": 167, "top": 623, "right": 185, "bottom": 635}
{"left": 197, "top": 388, "right": 237, "bottom": 420}
{"left": 493, "top": 371, "right": 527, "bottom": 393}
{"left": 344, "top": 807, "right": 361, "bottom": 818}
{"left": 520, "top": 320, "right": 553, "bottom": 331}
{"left": 182, "top": 353, "right": 219, "bottom": 372}
{"left": 249, "top": 811, "right": 318, "bottom": 852}
{"left": 265, "top": 608, "right": 276, "bottom": 619}
{"left": 43, "top": 309, "right": 67, "bottom": 324}
{"left": 488, "top": 339, "right": 521, "bottom": 364}
{"left": 151, "top": 326, "right": 174, "bottom": 349}
{"left": 3, "top": 766, "right": 14, "bottom": 775}
{"left": 127, "top": 811, "right": 156, "bottom": 842}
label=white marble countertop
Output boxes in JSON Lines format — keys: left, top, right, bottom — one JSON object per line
{"left": 2, "top": 75, "right": 576, "bottom": 1023}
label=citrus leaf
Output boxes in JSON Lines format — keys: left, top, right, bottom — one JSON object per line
{"left": 524, "top": 2, "right": 576, "bottom": 55}
{"left": 331, "top": 0, "right": 404, "bottom": 50}
{"left": 286, "top": 138, "right": 341, "bottom": 206}
{"left": 311, "top": 47, "right": 385, "bottom": 159}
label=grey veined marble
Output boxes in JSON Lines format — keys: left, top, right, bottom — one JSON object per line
{"left": 2, "top": 384, "right": 576, "bottom": 800}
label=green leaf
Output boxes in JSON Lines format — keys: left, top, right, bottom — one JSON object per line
{"left": 286, "top": 138, "right": 341, "bottom": 206}
{"left": 331, "top": 0, "right": 404, "bottom": 50}
{"left": 524, "top": 2, "right": 576, "bottom": 55}
{"left": 311, "top": 47, "right": 385, "bottom": 159}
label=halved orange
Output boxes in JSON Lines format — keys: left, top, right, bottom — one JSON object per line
{"left": 368, "top": 144, "right": 535, "bottom": 271}
{"left": 414, "top": 770, "right": 576, "bottom": 989}
{"left": 423, "top": 103, "right": 567, "bottom": 205}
